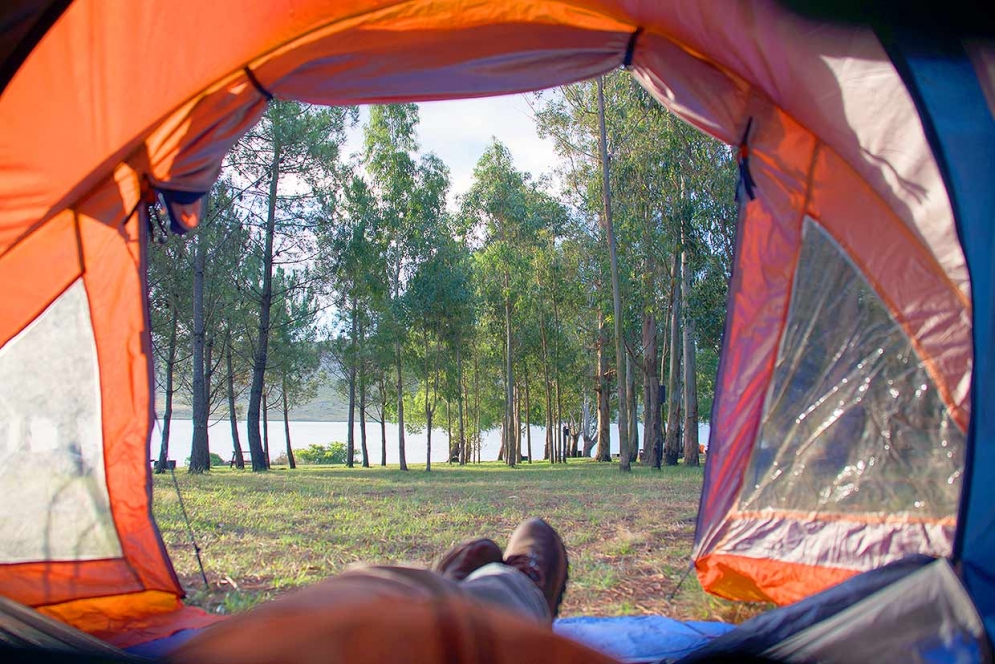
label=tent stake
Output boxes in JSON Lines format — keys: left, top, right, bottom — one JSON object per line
{"left": 668, "top": 562, "right": 694, "bottom": 601}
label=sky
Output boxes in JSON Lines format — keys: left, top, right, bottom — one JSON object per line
{"left": 341, "top": 93, "right": 562, "bottom": 206}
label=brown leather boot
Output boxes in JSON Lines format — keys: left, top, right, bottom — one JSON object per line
{"left": 503, "top": 518, "right": 569, "bottom": 617}
{"left": 434, "top": 538, "right": 503, "bottom": 581}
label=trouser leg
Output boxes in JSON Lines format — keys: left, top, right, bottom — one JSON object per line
{"left": 328, "top": 564, "right": 550, "bottom": 625}
{"left": 460, "top": 562, "right": 551, "bottom": 623}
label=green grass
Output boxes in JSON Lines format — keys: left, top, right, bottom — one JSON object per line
{"left": 153, "top": 460, "right": 766, "bottom": 622}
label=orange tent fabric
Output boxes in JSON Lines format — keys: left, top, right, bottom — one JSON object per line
{"left": 0, "top": 0, "right": 977, "bottom": 642}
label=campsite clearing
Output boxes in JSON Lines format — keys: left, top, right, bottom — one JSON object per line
{"left": 153, "top": 460, "right": 766, "bottom": 622}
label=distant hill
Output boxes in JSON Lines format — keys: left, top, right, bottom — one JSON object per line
{"left": 155, "top": 381, "right": 350, "bottom": 422}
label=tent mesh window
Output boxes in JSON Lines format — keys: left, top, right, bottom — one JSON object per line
{"left": 739, "top": 218, "right": 965, "bottom": 518}
{"left": 0, "top": 279, "right": 121, "bottom": 563}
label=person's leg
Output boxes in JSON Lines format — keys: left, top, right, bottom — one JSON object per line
{"left": 286, "top": 563, "right": 551, "bottom": 626}
{"left": 169, "top": 583, "right": 619, "bottom": 664}
{"left": 460, "top": 561, "right": 552, "bottom": 622}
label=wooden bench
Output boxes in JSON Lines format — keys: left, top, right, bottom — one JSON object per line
{"left": 229, "top": 451, "right": 252, "bottom": 468}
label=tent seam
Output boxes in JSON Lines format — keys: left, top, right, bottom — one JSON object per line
{"left": 716, "top": 139, "right": 821, "bottom": 549}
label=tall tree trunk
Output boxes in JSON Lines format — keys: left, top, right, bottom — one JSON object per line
{"left": 503, "top": 280, "right": 515, "bottom": 468}
{"left": 524, "top": 370, "right": 532, "bottom": 463}
{"left": 380, "top": 400, "right": 387, "bottom": 467}
{"left": 446, "top": 400, "right": 453, "bottom": 463}
{"left": 359, "top": 355, "right": 369, "bottom": 468}
{"left": 552, "top": 296, "right": 562, "bottom": 463}
{"left": 457, "top": 343, "right": 467, "bottom": 466}
{"left": 247, "top": 140, "right": 280, "bottom": 472}
{"left": 346, "top": 299, "right": 357, "bottom": 468}
{"left": 282, "top": 378, "right": 296, "bottom": 469}
{"left": 514, "top": 382, "right": 522, "bottom": 463}
{"left": 189, "top": 225, "right": 211, "bottom": 473}
{"left": 226, "top": 342, "right": 244, "bottom": 469}
{"left": 396, "top": 341, "right": 408, "bottom": 471}
{"left": 156, "top": 301, "right": 179, "bottom": 474}
{"left": 595, "top": 311, "right": 611, "bottom": 462}
{"left": 555, "top": 377, "right": 563, "bottom": 463}
{"left": 643, "top": 311, "right": 660, "bottom": 468}
{"left": 582, "top": 397, "right": 597, "bottom": 457}
{"left": 262, "top": 389, "right": 271, "bottom": 469}
{"left": 474, "top": 352, "right": 481, "bottom": 464}
{"left": 682, "top": 244, "right": 701, "bottom": 466}
{"left": 597, "top": 75, "right": 630, "bottom": 472}
{"left": 656, "top": 283, "right": 673, "bottom": 468}
{"left": 627, "top": 352, "right": 638, "bottom": 462}
{"left": 426, "top": 405, "right": 433, "bottom": 472}
{"left": 540, "top": 315, "right": 553, "bottom": 462}
{"left": 424, "top": 329, "right": 433, "bottom": 473}
{"left": 204, "top": 334, "right": 214, "bottom": 455}
{"left": 664, "top": 249, "right": 683, "bottom": 466}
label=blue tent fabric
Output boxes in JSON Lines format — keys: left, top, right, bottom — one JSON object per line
{"left": 554, "top": 616, "right": 733, "bottom": 663}
{"left": 884, "top": 32, "right": 995, "bottom": 641}
{"left": 125, "top": 629, "right": 201, "bottom": 659}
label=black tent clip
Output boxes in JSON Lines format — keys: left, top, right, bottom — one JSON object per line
{"left": 736, "top": 117, "right": 757, "bottom": 203}
{"left": 244, "top": 66, "right": 274, "bottom": 102}
{"left": 623, "top": 28, "right": 643, "bottom": 68}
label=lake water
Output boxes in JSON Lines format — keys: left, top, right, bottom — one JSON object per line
{"left": 152, "top": 419, "right": 712, "bottom": 466}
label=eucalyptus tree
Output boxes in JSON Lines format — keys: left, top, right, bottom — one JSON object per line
{"left": 268, "top": 267, "right": 323, "bottom": 469}
{"left": 678, "top": 128, "right": 738, "bottom": 464}
{"left": 551, "top": 224, "right": 595, "bottom": 458}
{"left": 463, "top": 140, "right": 545, "bottom": 466}
{"left": 406, "top": 231, "right": 473, "bottom": 471}
{"left": 320, "top": 173, "right": 386, "bottom": 468}
{"left": 362, "top": 104, "right": 448, "bottom": 470}
{"left": 448, "top": 244, "right": 479, "bottom": 459}
{"left": 148, "top": 213, "right": 191, "bottom": 474}
{"left": 516, "top": 281, "right": 545, "bottom": 462}
{"left": 605, "top": 78, "right": 681, "bottom": 468}
{"left": 364, "top": 322, "right": 396, "bottom": 466}
{"left": 229, "top": 100, "right": 356, "bottom": 471}
{"left": 523, "top": 201, "right": 585, "bottom": 462}
{"left": 183, "top": 182, "right": 256, "bottom": 473}
{"left": 533, "top": 77, "right": 635, "bottom": 469}
{"left": 594, "top": 74, "right": 633, "bottom": 471}
{"left": 534, "top": 71, "right": 738, "bottom": 470}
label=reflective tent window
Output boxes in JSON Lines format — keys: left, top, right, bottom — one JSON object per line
{"left": 739, "top": 218, "right": 965, "bottom": 518}
{"left": 0, "top": 279, "right": 122, "bottom": 563}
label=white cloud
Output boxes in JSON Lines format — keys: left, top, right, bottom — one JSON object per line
{"left": 342, "top": 94, "right": 560, "bottom": 207}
